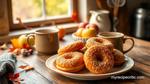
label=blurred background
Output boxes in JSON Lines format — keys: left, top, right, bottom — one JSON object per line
{"left": 12, "top": 0, "right": 69, "bottom": 23}
{"left": 0, "top": 0, "right": 150, "bottom": 41}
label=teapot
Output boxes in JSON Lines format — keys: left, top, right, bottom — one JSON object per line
{"left": 89, "top": 10, "right": 111, "bottom": 32}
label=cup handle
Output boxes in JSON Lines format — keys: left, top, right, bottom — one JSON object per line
{"left": 96, "top": 14, "right": 101, "bottom": 23}
{"left": 123, "top": 37, "right": 135, "bottom": 53}
{"left": 27, "top": 34, "right": 35, "bottom": 46}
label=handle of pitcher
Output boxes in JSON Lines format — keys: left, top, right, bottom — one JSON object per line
{"left": 96, "top": 14, "right": 102, "bottom": 23}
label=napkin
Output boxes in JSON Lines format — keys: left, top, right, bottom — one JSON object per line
{"left": 0, "top": 53, "right": 17, "bottom": 84}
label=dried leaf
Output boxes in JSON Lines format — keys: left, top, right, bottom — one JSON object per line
{"left": 19, "top": 65, "right": 34, "bottom": 71}
{"left": 0, "top": 43, "right": 8, "bottom": 50}
{"left": 8, "top": 73, "right": 20, "bottom": 80}
{"left": 8, "top": 48, "right": 16, "bottom": 52}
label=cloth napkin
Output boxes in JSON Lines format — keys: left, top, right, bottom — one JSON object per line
{"left": 0, "top": 53, "right": 17, "bottom": 84}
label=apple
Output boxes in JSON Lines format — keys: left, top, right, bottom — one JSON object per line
{"left": 85, "top": 23, "right": 99, "bottom": 34}
{"left": 75, "top": 28, "right": 83, "bottom": 37}
{"left": 81, "top": 23, "right": 99, "bottom": 38}
{"left": 75, "top": 22, "right": 88, "bottom": 37}
{"left": 82, "top": 28, "right": 97, "bottom": 38}
{"left": 18, "top": 35, "right": 27, "bottom": 48}
{"left": 27, "top": 36, "right": 35, "bottom": 46}
{"left": 78, "top": 22, "right": 88, "bottom": 28}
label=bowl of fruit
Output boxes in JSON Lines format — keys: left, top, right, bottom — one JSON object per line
{"left": 72, "top": 22, "right": 99, "bottom": 42}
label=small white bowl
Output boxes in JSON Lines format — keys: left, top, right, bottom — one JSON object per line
{"left": 72, "top": 33, "right": 89, "bottom": 42}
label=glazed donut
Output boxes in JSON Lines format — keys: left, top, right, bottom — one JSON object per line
{"left": 112, "top": 49, "right": 125, "bottom": 66}
{"left": 55, "top": 52, "right": 84, "bottom": 72}
{"left": 84, "top": 45, "right": 114, "bottom": 74}
{"left": 58, "top": 41, "right": 85, "bottom": 55}
{"left": 86, "top": 37, "right": 113, "bottom": 51}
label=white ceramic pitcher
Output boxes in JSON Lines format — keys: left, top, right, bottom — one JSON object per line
{"left": 89, "top": 10, "right": 111, "bottom": 32}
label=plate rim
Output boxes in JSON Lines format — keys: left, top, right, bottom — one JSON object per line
{"left": 45, "top": 55, "right": 134, "bottom": 80}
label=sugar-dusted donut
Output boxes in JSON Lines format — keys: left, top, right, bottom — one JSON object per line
{"left": 86, "top": 37, "right": 114, "bottom": 51}
{"left": 112, "top": 49, "right": 125, "bottom": 66}
{"left": 58, "top": 41, "right": 85, "bottom": 55}
{"left": 84, "top": 45, "right": 114, "bottom": 74}
{"left": 55, "top": 52, "right": 84, "bottom": 72}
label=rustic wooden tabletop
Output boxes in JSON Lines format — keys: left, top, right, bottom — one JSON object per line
{"left": 16, "top": 34, "right": 150, "bottom": 84}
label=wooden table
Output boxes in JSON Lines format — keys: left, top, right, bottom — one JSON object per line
{"left": 17, "top": 34, "right": 150, "bottom": 84}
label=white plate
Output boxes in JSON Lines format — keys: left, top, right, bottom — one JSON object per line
{"left": 45, "top": 55, "right": 134, "bottom": 80}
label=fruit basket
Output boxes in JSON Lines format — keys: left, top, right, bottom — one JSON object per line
{"left": 73, "top": 22, "right": 100, "bottom": 42}
{"left": 72, "top": 33, "right": 89, "bottom": 42}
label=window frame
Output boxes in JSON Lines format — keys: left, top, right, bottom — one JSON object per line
{"left": 7, "top": 0, "right": 78, "bottom": 30}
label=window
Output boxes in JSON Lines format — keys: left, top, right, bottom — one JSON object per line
{"left": 8, "top": 0, "right": 78, "bottom": 30}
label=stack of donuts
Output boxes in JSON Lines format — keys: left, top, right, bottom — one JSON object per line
{"left": 55, "top": 37, "right": 125, "bottom": 74}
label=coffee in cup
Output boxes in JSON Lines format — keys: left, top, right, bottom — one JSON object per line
{"left": 98, "top": 32, "right": 134, "bottom": 53}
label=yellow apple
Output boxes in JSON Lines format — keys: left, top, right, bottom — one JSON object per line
{"left": 75, "top": 28, "right": 83, "bottom": 37}
{"left": 81, "top": 27, "right": 97, "bottom": 38}
{"left": 18, "top": 35, "right": 27, "bottom": 48}
{"left": 27, "top": 36, "right": 35, "bottom": 46}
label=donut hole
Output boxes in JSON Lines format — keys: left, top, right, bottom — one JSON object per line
{"left": 95, "top": 53, "right": 103, "bottom": 62}
{"left": 64, "top": 55, "right": 72, "bottom": 59}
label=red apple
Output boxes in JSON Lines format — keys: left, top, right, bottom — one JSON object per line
{"left": 85, "top": 23, "right": 99, "bottom": 33}
{"left": 78, "top": 22, "right": 88, "bottom": 28}
{"left": 81, "top": 23, "right": 99, "bottom": 38}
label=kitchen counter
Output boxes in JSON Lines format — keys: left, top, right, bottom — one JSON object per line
{"left": 16, "top": 34, "right": 150, "bottom": 84}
